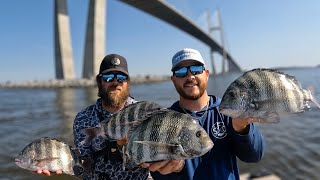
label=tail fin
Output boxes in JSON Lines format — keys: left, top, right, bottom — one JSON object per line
{"left": 306, "top": 89, "right": 320, "bottom": 109}
{"left": 80, "top": 127, "right": 102, "bottom": 145}
{"left": 70, "top": 148, "right": 93, "bottom": 175}
{"left": 80, "top": 157, "right": 94, "bottom": 174}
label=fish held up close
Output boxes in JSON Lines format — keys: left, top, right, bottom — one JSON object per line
{"left": 219, "top": 68, "right": 320, "bottom": 123}
{"left": 80, "top": 100, "right": 213, "bottom": 168}
{"left": 125, "top": 109, "right": 214, "bottom": 165}
{"left": 15, "top": 137, "right": 91, "bottom": 176}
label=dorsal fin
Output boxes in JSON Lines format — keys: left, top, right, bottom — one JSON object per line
{"left": 244, "top": 68, "right": 303, "bottom": 88}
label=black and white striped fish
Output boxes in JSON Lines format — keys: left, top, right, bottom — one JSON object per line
{"left": 219, "top": 68, "right": 320, "bottom": 123}
{"left": 15, "top": 137, "right": 90, "bottom": 176}
{"left": 125, "top": 109, "right": 214, "bottom": 165}
{"left": 80, "top": 101, "right": 213, "bottom": 166}
{"left": 81, "top": 101, "right": 164, "bottom": 145}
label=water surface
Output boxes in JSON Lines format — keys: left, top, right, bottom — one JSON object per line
{"left": 1, "top": 68, "right": 319, "bottom": 179}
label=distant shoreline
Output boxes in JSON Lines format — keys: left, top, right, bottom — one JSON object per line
{"left": 0, "top": 75, "right": 171, "bottom": 89}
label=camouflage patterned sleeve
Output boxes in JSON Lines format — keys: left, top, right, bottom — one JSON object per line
{"left": 73, "top": 109, "right": 95, "bottom": 179}
{"left": 73, "top": 111, "right": 94, "bottom": 158}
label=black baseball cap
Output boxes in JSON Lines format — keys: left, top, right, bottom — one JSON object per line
{"left": 98, "top": 54, "right": 129, "bottom": 76}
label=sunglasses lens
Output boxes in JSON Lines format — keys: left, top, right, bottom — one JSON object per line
{"left": 174, "top": 67, "right": 188, "bottom": 77}
{"left": 101, "top": 73, "right": 128, "bottom": 83}
{"left": 102, "top": 74, "right": 115, "bottom": 82}
{"left": 190, "top": 66, "right": 204, "bottom": 75}
{"left": 116, "top": 74, "right": 128, "bottom": 83}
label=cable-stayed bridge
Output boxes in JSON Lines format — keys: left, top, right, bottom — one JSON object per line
{"left": 55, "top": 0, "right": 241, "bottom": 80}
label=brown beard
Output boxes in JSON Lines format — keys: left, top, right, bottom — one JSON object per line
{"left": 174, "top": 79, "right": 206, "bottom": 100}
{"left": 99, "top": 84, "right": 130, "bottom": 108}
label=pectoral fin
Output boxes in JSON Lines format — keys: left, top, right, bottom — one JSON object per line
{"left": 133, "top": 141, "right": 183, "bottom": 154}
{"left": 259, "top": 112, "right": 280, "bottom": 123}
{"left": 34, "top": 157, "right": 60, "bottom": 166}
{"left": 133, "top": 141, "right": 179, "bottom": 147}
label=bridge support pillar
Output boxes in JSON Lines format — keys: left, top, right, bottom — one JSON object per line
{"left": 210, "top": 49, "right": 216, "bottom": 75}
{"left": 54, "top": 0, "right": 75, "bottom": 80}
{"left": 82, "top": 0, "right": 106, "bottom": 79}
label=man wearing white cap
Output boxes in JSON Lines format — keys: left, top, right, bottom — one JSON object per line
{"left": 145, "top": 48, "right": 265, "bottom": 180}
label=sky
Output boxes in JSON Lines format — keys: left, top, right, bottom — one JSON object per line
{"left": 0, "top": 0, "right": 319, "bottom": 83}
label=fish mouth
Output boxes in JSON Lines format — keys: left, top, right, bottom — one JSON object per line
{"left": 14, "top": 158, "right": 22, "bottom": 166}
{"left": 201, "top": 139, "right": 214, "bottom": 155}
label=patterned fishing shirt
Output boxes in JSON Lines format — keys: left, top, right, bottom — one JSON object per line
{"left": 73, "top": 97, "right": 149, "bottom": 180}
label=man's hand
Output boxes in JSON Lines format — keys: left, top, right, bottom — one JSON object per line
{"left": 141, "top": 160, "right": 185, "bottom": 175}
{"left": 232, "top": 117, "right": 262, "bottom": 134}
{"left": 116, "top": 139, "right": 128, "bottom": 146}
{"left": 34, "top": 169, "right": 63, "bottom": 176}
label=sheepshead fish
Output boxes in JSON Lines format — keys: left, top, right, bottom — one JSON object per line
{"left": 125, "top": 109, "right": 214, "bottom": 165}
{"left": 81, "top": 101, "right": 164, "bottom": 145}
{"left": 80, "top": 101, "right": 213, "bottom": 167}
{"left": 219, "top": 68, "right": 320, "bottom": 123}
{"left": 15, "top": 137, "right": 90, "bottom": 176}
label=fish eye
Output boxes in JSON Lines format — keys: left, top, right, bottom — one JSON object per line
{"left": 229, "top": 92, "right": 235, "bottom": 98}
{"left": 196, "top": 131, "right": 202, "bottom": 138}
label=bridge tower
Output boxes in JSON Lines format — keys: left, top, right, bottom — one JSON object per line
{"left": 207, "top": 9, "right": 228, "bottom": 75}
{"left": 82, "top": 0, "right": 106, "bottom": 79}
{"left": 54, "top": 0, "right": 75, "bottom": 80}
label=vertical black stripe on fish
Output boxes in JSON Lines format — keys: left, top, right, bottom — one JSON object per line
{"left": 110, "top": 115, "right": 118, "bottom": 138}
{"left": 120, "top": 105, "right": 131, "bottom": 137}
{"left": 52, "top": 139, "right": 61, "bottom": 170}
{"left": 133, "top": 101, "right": 142, "bottom": 120}
{"left": 245, "top": 71, "right": 264, "bottom": 103}
{"left": 263, "top": 71, "right": 276, "bottom": 102}
{"left": 45, "top": 138, "right": 53, "bottom": 169}
{"left": 136, "top": 121, "right": 151, "bottom": 163}
{"left": 165, "top": 112, "right": 183, "bottom": 155}
{"left": 148, "top": 115, "right": 164, "bottom": 161}
{"left": 40, "top": 137, "right": 48, "bottom": 161}
{"left": 270, "top": 72, "right": 286, "bottom": 111}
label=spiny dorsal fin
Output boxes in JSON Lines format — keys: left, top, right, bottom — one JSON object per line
{"left": 244, "top": 68, "right": 303, "bottom": 88}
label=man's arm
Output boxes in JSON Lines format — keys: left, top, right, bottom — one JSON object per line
{"left": 230, "top": 117, "right": 265, "bottom": 162}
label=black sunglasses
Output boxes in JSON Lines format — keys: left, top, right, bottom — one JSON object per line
{"left": 99, "top": 73, "right": 129, "bottom": 83}
{"left": 173, "top": 65, "right": 205, "bottom": 78}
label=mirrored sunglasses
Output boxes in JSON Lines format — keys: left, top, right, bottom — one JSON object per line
{"left": 100, "top": 73, "right": 128, "bottom": 83}
{"left": 173, "top": 65, "right": 204, "bottom": 78}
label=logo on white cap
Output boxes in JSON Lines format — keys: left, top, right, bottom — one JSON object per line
{"left": 171, "top": 48, "right": 205, "bottom": 70}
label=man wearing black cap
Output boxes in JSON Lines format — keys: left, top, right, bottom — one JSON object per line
{"left": 36, "top": 54, "right": 150, "bottom": 179}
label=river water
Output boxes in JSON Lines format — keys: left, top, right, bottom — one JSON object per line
{"left": 1, "top": 67, "right": 319, "bottom": 180}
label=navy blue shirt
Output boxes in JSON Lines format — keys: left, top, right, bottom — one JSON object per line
{"left": 151, "top": 95, "right": 265, "bottom": 180}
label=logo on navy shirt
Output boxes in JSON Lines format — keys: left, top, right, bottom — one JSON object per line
{"left": 211, "top": 122, "right": 227, "bottom": 139}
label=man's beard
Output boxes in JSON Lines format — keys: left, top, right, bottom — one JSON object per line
{"left": 99, "top": 84, "right": 130, "bottom": 108}
{"left": 174, "top": 79, "right": 206, "bottom": 100}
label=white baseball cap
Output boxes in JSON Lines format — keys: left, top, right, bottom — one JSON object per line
{"left": 171, "top": 48, "right": 206, "bottom": 71}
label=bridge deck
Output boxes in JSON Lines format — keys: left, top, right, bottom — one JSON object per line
{"left": 120, "top": 0, "right": 241, "bottom": 71}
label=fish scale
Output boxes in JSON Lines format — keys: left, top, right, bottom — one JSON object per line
{"left": 219, "top": 68, "right": 320, "bottom": 123}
